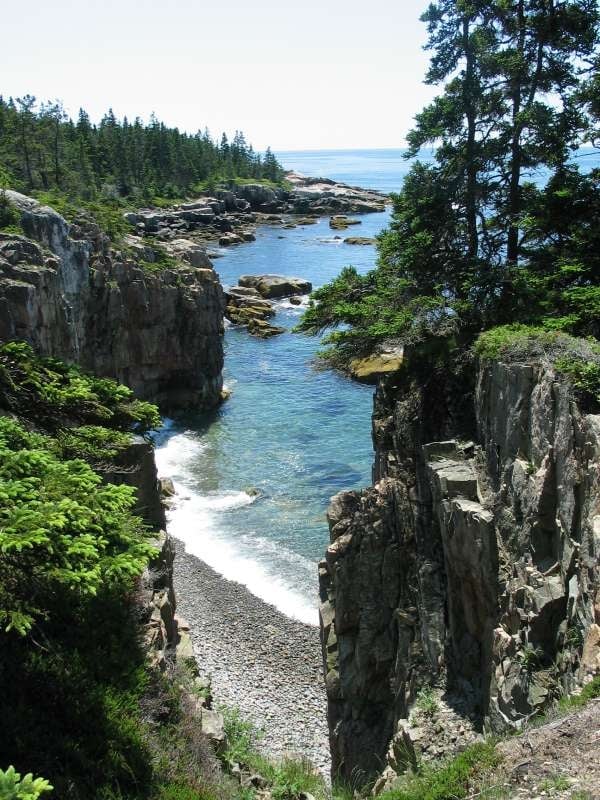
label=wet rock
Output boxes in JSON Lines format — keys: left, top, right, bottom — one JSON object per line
{"left": 344, "top": 236, "right": 375, "bottom": 245}
{"left": 238, "top": 274, "right": 312, "bottom": 299}
{"left": 329, "top": 215, "right": 361, "bottom": 230}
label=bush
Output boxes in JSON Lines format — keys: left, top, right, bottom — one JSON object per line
{"left": 0, "top": 416, "right": 156, "bottom": 635}
{"left": 0, "top": 767, "right": 52, "bottom": 799}
{"left": 474, "top": 325, "right": 600, "bottom": 410}
{"left": 0, "top": 190, "right": 21, "bottom": 232}
{"left": 379, "top": 741, "right": 501, "bottom": 800}
{"left": 0, "top": 341, "right": 160, "bottom": 433}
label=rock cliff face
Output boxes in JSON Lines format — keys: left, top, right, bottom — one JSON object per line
{"left": 319, "top": 356, "right": 600, "bottom": 782}
{"left": 0, "top": 191, "right": 225, "bottom": 411}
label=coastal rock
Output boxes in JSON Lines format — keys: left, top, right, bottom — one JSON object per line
{"left": 238, "top": 274, "right": 312, "bottom": 299}
{"left": 219, "top": 232, "right": 243, "bottom": 246}
{"left": 285, "top": 172, "right": 388, "bottom": 214}
{"left": 320, "top": 356, "right": 600, "bottom": 781}
{"left": 329, "top": 215, "right": 361, "bottom": 230}
{"left": 166, "top": 238, "right": 213, "bottom": 267}
{"left": 344, "top": 237, "right": 375, "bottom": 245}
{"left": 349, "top": 345, "right": 404, "bottom": 383}
{"left": 0, "top": 191, "right": 225, "bottom": 411}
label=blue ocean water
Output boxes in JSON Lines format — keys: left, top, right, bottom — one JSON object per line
{"left": 278, "top": 148, "right": 420, "bottom": 194}
{"left": 154, "top": 146, "right": 600, "bottom": 625}
{"left": 154, "top": 151, "right": 413, "bottom": 624}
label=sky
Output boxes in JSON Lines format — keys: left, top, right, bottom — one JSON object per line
{"left": 0, "top": 0, "right": 437, "bottom": 151}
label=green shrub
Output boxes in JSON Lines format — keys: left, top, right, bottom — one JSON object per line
{"left": 557, "top": 675, "right": 600, "bottom": 713}
{"left": 554, "top": 356, "right": 600, "bottom": 407}
{"left": 32, "top": 190, "right": 130, "bottom": 242}
{"left": 0, "top": 416, "right": 156, "bottom": 635}
{"left": 270, "top": 759, "right": 324, "bottom": 800}
{"left": 0, "top": 341, "right": 160, "bottom": 433}
{"left": 379, "top": 741, "right": 501, "bottom": 800}
{"left": 0, "top": 190, "right": 21, "bottom": 232}
{"left": 414, "top": 687, "right": 439, "bottom": 718}
{"left": 0, "top": 767, "right": 52, "bottom": 799}
{"left": 55, "top": 425, "right": 132, "bottom": 464}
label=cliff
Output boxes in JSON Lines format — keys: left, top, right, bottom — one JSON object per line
{"left": 319, "top": 353, "right": 600, "bottom": 783}
{"left": 0, "top": 191, "right": 225, "bottom": 411}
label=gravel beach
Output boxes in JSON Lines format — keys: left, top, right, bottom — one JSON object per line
{"left": 172, "top": 538, "right": 331, "bottom": 775}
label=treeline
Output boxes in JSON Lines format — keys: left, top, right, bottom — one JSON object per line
{"left": 301, "top": 0, "right": 600, "bottom": 366}
{"left": 0, "top": 95, "right": 284, "bottom": 201}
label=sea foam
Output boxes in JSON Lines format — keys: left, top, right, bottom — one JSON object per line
{"left": 155, "top": 427, "right": 319, "bottom": 627}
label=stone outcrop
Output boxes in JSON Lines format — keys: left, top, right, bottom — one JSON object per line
{"left": 114, "top": 175, "right": 387, "bottom": 248}
{"left": 224, "top": 286, "right": 285, "bottom": 338}
{"left": 0, "top": 191, "right": 225, "bottom": 411}
{"left": 319, "top": 355, "right": 600, "bottom": 782}
{"left": 349, "top": 344, "right": 404, "bottom": 384}
{"left": 238, "top": 274, "right": 312, "bottom": 299}
{"left": 329, "top": 215, "right": 361, "bottom": 230}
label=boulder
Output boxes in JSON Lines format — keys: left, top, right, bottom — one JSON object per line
{"left": 201, "top": 708, "right": 227, "bottom": 754}
{"left": 349, "top": 346, "right": 404, "bottom": 383}
{"left": 238, "top": 274, "right": 312, "bottom": 299}
{"left": 329, "top": 215, "right": 362, "bottom": 229}
{"left": 219, "top": 233, "right": 243, "bottom": 246}
{"left": 344, "top": 237, "right": 375, "bottom": 245}
{"left": 167, "top": 238, "right": 213, "bottom": 268}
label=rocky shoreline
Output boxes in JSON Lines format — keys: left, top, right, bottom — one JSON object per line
{"left": 123, "top": 172, "right": 388, "bottom": 257}
{"left": 171, "top": 538, "right": 331, "bottom": 775}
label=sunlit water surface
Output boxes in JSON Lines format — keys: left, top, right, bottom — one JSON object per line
{"left": 159, "top": 146, "right": 596, "bottom": 623}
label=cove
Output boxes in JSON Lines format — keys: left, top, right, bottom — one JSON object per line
{"left": 155, "top": 151, "right": 412, "bottom": 624}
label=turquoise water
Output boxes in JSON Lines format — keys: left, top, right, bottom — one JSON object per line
{"left": 155, "top": 146, "right": 600, "bottom": 624}
{"left": 154, "top": 151, "right": 416, "bottom": 624}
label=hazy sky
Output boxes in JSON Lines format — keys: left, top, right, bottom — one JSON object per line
{"left": 1, "top": 0, "right": 436, "bottom": 151}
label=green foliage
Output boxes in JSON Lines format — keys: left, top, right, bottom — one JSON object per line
{"left": 0, "top": 767, "right": 52, "bottom": 800}
{"left": 156, "top": 784, "right": 217, "bottom": 800}
{"left": 0, "top": 589, "right": 156, "bottom": 798}
{"left": 55, "top": 425, "right": 132, "bottom": 464}
{"left": 0, "top": 190, "right": 20, "bottom": 231}
{"left": 220, "top": 708, "right": 325, "bottom": 800}
{"left": 539, "top": 774, "right": 570, "bottom": 793}
{"left": 379, "top": 741, "right": 501, "bottom": 800}
{"left": 269, "top": 759, "right": 324, "bottom": 800}
{"left": 555, "top": 356, "right": 600, "bottom": 407}
{"left": 0, "top": 95, "right": 285, "bottom": 203}
{"left": 557, "top": 675, "right": 600, "bottom": 713}
{"left": 138, "top": 244, "right": 179, "bottom": 273}
{"left": 0, "top": 416, "right": 155, "bottom": 634}
{"left": 300, "top": 3, "right": 600, "bottom": 368}
{"left": 414, "top": 687, "right": 439, "bottom": 718}
{"left": 0, "top": 341, "right": 160, "bottom": 433}
{"left": 221, "top": 707, "right": 263, "bottom": 771}
{"left": 474, "top": 325, "right": 600, "bottom": 409}
{"left": 518, "top": 645, "right": 545, "bottom": 674}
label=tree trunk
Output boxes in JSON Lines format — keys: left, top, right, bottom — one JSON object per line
{"left": 507, "top": 0, "right": 526, "bottom": 266}
{"left": 463, "top": 15, "right": 478, "bottom": 262}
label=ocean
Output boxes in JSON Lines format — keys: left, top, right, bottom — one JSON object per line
{"left": 153, "top": 150, "right": 416, "bottom": 625}
{"left": 153, "top": 146, "right": 600, "bottom": 626}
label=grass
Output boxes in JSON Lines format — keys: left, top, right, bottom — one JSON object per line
{"left": 556, "top": 675, "right": 600, "bottom": 714}
{"left": 220, "top": 707, "right": 327, "bottom": 800}
{"left": 379, "top": 741, "right": 501, "bottom": 800}
{"left": 414, "top": 687, "right": 439, "bottom": 719}
{"left": 474, "top": 325, "right": 600, "bottom": 410}
{"left": 539, "top": 774, "right": 571, "bottom": 793}
{"left": 138, "top": 246, "right": 180, "bottom": 273}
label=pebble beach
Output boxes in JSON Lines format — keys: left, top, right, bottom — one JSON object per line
{"left": 172, "top": 538, "right": 331, "bottom": 775}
